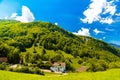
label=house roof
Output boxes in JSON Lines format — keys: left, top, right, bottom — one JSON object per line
{"left": 0, "top": 57, "right": 8, "bottom": 62}
{"left": 76, "top": 66, "right": 87, "bottom": 72}
{"left": 60, "top": 62, "right": 65, "bottom": 66}
{"left": 53, "top": 62, "right": 65, "bottom": 67}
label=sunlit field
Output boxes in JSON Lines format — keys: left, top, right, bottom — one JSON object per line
{"left": 0, "top": 69, "right": 120, "bottom": 80}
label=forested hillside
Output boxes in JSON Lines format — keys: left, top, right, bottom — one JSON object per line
{"left": 0, "top": 20, "right": 120, "bottom": 72}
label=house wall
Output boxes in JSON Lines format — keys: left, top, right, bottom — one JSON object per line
{"left": 50, "top": 65, "right": 66, "bottom": 72}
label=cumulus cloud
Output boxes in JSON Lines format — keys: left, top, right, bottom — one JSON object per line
{"left": 93, "top": 28, "right": 105, "bottom": 35}
{"left": 54, "top": 22, "right": 58, "bottom": 25}
{"left": 102, "top": 1, "right": 116, "bottom": 16}
{"left": 11, "top": 6, "right": 35, "bottom": 22}
{"left": 81, "top": 0, "right": 118, "bottom": 24}
{"left": 73, "top": 27, "right": 90, "bottom": 36}
{"left": 11, "top": 13, "right": 17, "bottom": 18}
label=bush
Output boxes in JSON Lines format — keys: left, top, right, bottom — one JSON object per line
{"left": 109, "top": 61, "right": 120, "bottom": 68}
{"left": 65, "top": 61, "right": 75, "bottom": 72}
{"left": 0, "top": 62, "right": 8, "bottom": 70}
{"left": 86, "top": 61, "right": 108, "bottom": 72}
{"left": 7, "top": 68, "right": 13, "bottom": 71}
{"left": 37, "top": 61, "right": 51, "bottom": 69}
{"left": 20, "top": 67, "right": 29, "bottom": 73}
{"left": 12, "top": 68, "right": 21, "bottom": 72}
{"left": 78, "top": 59, "right": 83, "bottom": 64}
{"left": 28, "top": 67, "right": 44, "bottom": 75}
{"left": 33, "top": 68, "right": 44, "bottom": 75}
{"left": 10, "top": 66, "right": 44, "bottom": 75}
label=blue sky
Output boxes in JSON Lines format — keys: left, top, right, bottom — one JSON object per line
{"left": 0, "top": 0, "right": 120, "bottom": 45}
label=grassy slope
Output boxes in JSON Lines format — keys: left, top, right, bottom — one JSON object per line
{"left": 0, "top": 69, "right": 120, "bottom": 80}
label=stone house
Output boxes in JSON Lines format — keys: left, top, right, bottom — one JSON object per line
{"left": 50, "top": 62, "right": 66, "bottom": 73}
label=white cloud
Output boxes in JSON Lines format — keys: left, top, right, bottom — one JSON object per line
{"left": 11, "top": 6, "right": 35, "bottom": 22}
{"left": 73, "top": 27, "right": 90, "bottom": 36}
{"left": 115, "top": 17, "right": 120, "bottom": 22}
{"left": 105, "top": 28, "right": 115, "bottom": 31}
{"left": 99, "top": 38, "right": 102, "bottom": 40}
{"left": 99, "top": 37, "right": 106, "bottom": 40}
{"left": 100, "top": 17, "right": 113, "bottom": 24}
{"left": 103, "top": 37, "right": 106, "bottom": 39}
{"left": 54, "top": 22, "right": 58, "bottom": 25}
{"left": 11, "top": 13, "right": 17, "bottom": 18}
{"left": 116, "top": 0, "right": 120, "bottom": 2}
{"left": 81, "top": 0, "right": 118, "bottom": 24}
{"left": 115, "top": 13, "right": 120, "bottom": 16}
{"left": 93, "top": 28, "right": 105, "bottom": 35}
{"left": 102, "top": 1, "right": 116, "bottom": 16}
{"left": 4, "top": 16, "right": 8, "bottom": 19}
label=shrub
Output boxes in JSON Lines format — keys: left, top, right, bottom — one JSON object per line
{"left": 65, "top": 61, "right": 75, "bottom": 72}
{"left": 0, "top": 62, "right": 8, "bottom": 70}
{"left": 109, "top": 61, "right": 120, "bottom": 68}
{"left": 33, "top": 68, "right": 44, "bottom": 75}
{"left": 10, "top": 66, "right": 44, "bottom": 75}
{"left": 86, "top": 61, "right": 108, "bottom": 72}
{"left": 78, "top": 59, "right": 83, "bottom": 64}
{"left": 20, "top": 67, "right": 29, "bottom": 73}
{"left": 7, "top": 68, "right": 13, "bottom": 71}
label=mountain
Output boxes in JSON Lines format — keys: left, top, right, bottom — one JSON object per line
{"left": 110, "top": 43, "right": 120, "bottom": 49}
{"left": 0, "top": 20, "right": 120, "bottom": 72}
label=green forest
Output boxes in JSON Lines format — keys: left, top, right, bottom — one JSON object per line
{"left": 0, "top": 20, "right": 120, "bottom": 73}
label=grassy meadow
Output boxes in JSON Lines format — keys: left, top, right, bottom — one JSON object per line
{"left": 0, "top": 69, "right": 120, "bottom": 80}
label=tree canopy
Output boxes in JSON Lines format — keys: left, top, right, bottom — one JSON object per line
{"left": 0, "top": 20, "right": 120, "bottom": 72}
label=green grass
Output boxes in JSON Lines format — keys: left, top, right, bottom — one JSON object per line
{"left": 0, "top": 69, "right": 120, "bottom": 80}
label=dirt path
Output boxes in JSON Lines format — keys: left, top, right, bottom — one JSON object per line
{"left": 41, "top": 69, "right": 68, "bottom": 76}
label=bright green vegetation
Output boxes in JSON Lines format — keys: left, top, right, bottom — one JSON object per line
{"left": 0, "top": 20, "right": 120, "bottom": 72}
{"left": 0, "top": 69, "right": 120, "bottom": 80}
